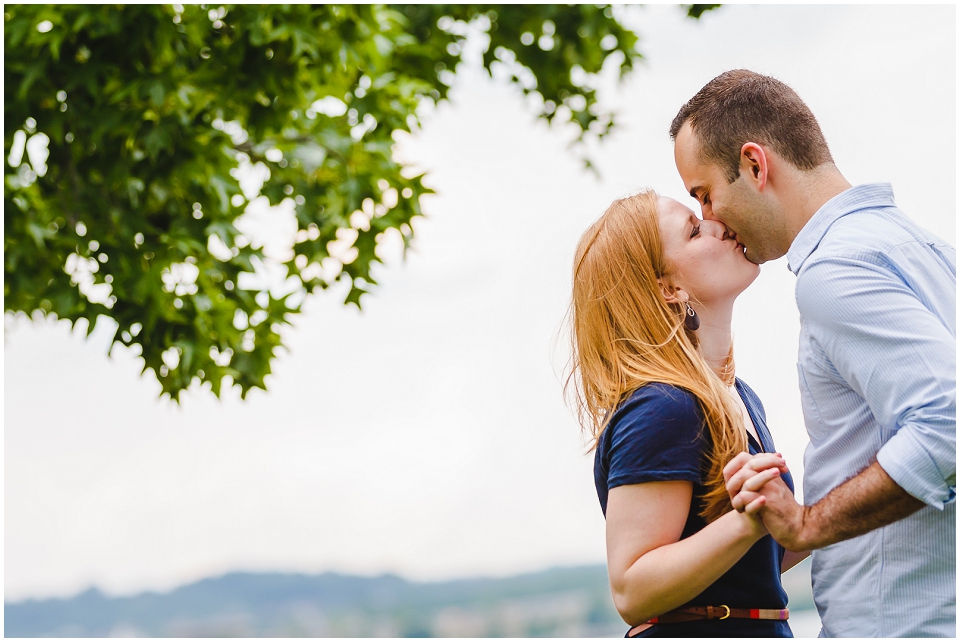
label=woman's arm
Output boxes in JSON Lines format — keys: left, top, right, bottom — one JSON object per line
{"left": 781, "top": 549, "right": 810, "bottom": 572}
{"left": 606, "top": 472, "right": 778, "bottom": 626}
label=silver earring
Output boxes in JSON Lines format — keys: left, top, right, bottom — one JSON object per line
{"left": 684, "top": 303, "right": 700, "bottom": 331}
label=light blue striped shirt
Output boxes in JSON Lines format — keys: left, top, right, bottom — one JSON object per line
{"left": 787, "top": 183, "right": 956, "bottom": 638}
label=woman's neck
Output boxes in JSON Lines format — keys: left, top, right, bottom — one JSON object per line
{"left": 692, "top": 301, "right": 735, "bottom": 378}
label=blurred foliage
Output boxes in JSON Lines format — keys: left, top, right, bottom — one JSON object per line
{"left": 683, "top": 4, "right": 722, "bottom": 19}
{"left": 4, "top": 4, "right": 718, "bottom": 400}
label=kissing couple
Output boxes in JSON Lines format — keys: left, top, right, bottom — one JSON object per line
{"left": 568, "top": 69, "right": 955, "bottom": 638}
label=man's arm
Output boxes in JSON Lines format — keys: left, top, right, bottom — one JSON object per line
{"left": 797, "top": 253, "right": 955, "bottom": 509}
{"left": 730, "top": 247, "right": 954, "bottom": 548}
{"left": 799, "top": 462, "right": 925, "bottom": 547}
{"left": 728, "top": 459, "right": 924, "bottom": 551}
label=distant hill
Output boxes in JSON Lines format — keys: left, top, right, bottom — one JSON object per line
{"left": 5, "top": 559, "right": 815, "bottom": 637}
{"left": 5, "top": 565, "right": 623, "bottom": 637}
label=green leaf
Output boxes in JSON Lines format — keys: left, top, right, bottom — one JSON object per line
{"left": 4, "top": 3, "right": 693, "bottom": 401}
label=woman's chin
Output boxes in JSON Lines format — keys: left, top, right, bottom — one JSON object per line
{"left": 731, "top": 268, "right": 760, "bottom": 298}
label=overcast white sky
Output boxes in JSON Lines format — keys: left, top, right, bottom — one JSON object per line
{"left": 5, "top": 4, "right": 956, "bottom": 601}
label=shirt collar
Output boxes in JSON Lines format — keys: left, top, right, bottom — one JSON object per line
{"left": 786, "top": 183, "right": 896, "bottom": 274}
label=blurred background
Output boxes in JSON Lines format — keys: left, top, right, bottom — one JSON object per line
{"left": 5, "top": 3, "right": 955, "bottom": 637}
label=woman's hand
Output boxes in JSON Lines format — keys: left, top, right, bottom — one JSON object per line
{"left": 736, "top": 484, "right": 770, "bottom": 539}
{"left": 723, "top": 452, "right": 789, "bottom": 511}
{"left": 723, "top": 452, "right": 815, "bottom": 552}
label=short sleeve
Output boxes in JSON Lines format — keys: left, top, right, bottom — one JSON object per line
{"left": 605, "top": 384, "right": 706, "bottom": 491}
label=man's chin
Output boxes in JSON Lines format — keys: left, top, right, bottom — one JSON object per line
{"left": 743, "top": 247, "right": 765, "bottom": 265}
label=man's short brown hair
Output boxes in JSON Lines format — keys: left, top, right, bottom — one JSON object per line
{"left": 670, "top": 69, "right": 834, "bottom": 183}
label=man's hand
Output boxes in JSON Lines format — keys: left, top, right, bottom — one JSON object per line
{"left": 723, "top": 452, "right": 808, "bottom": 550}
{"left": 724, "top": 454, "right": 927, "bottom": 552}
{"left": 738, "top": 475, "right": 808, "bottom": 551}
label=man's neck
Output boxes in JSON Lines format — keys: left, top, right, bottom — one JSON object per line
{"left": 784, "top": 164, "right": 853, "bottom": 245}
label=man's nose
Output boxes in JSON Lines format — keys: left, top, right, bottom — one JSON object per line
{"left": 701, "top": 219, "right": 729, "bottom": 238}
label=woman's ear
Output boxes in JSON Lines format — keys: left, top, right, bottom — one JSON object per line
{"left": 657, "top": 280, "right": 688, "bottom": 305}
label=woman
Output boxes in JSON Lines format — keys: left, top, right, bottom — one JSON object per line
{"left": 567, "top": 190, "right": 808, "bottom": 637}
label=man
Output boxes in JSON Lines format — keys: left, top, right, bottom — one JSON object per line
{"left": 670, "top": 69, "right": 956, "bottom": 637}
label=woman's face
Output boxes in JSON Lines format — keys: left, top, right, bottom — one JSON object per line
{"left": 657, "top": 196, "right": 760, "bottom": 305}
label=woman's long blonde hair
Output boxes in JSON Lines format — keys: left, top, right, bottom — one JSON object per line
{"left": 566, "top": 189, "right": 747, "bottom": 523}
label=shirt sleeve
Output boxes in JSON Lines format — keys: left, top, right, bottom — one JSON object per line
{"left": 605, "top": 385, "right": 706, "bottom": 491}
{"left": 797, "top": 251, "right": 956, "bottom": 508}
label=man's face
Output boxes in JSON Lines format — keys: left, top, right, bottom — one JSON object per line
{"left": 673, "top": 122, "right": 785, "bottom": 265}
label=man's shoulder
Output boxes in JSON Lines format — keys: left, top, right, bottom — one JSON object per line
{"left": 795, "top": 210, "right": 923, "bottom": 293}
{"left": 799, "top": 206, "right": 954, "bottom": 289}
{"left": 812, "top": 208, "right": 914, "bottom": 259}
{"left": 814, "top": 203, "right": 951, "bottom": 258}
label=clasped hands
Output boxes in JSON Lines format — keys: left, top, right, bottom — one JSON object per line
{"left": 723, "top": 452, "right": 808, "bottom": 551}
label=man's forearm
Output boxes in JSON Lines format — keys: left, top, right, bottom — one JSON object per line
{"left": 796, "top": 461, "right": 925, "bottom": 550}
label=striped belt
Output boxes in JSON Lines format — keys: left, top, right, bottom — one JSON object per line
{"left": 628, "top": 605, "right": 789, "bottom": 636}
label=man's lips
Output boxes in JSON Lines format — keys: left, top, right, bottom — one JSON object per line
{"left": 727, "top": 233, "right": 745, "bottom": 253}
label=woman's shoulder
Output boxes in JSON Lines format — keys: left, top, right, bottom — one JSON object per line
{"left": 616, "top": 382, "right": 702, "bottom": 417}
{"left": 599, "top": 382, "right": 707, "bottom": 487}
{"left": 607, "top": 383, "right": 705, "bottom": 441}
{"left": 735, "top": 378, "right": 767, "bottom": 418}
{"left": 735, "top": 377, "right": 759, "bottom": 399}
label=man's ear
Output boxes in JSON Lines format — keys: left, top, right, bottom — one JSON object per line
{"left": 657, "top": 280, "right": 688, "bottom": 305}
{"left": 740, "top": 142, "right": 768, "bottom": 190}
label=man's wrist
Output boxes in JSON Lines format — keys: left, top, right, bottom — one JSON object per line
{"left": 784, "top": 504, "right": 815, "bottom": 551}
{"left": 774, "top": 505, "right": 816, "bottom": 551}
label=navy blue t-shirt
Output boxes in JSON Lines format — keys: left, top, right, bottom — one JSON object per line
{"left": 595, "top": 380, "right": 794, "bottom": 638}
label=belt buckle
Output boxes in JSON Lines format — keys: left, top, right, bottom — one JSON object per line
{"left": 718, "top": 605, "right": 731, "bottom": 620}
